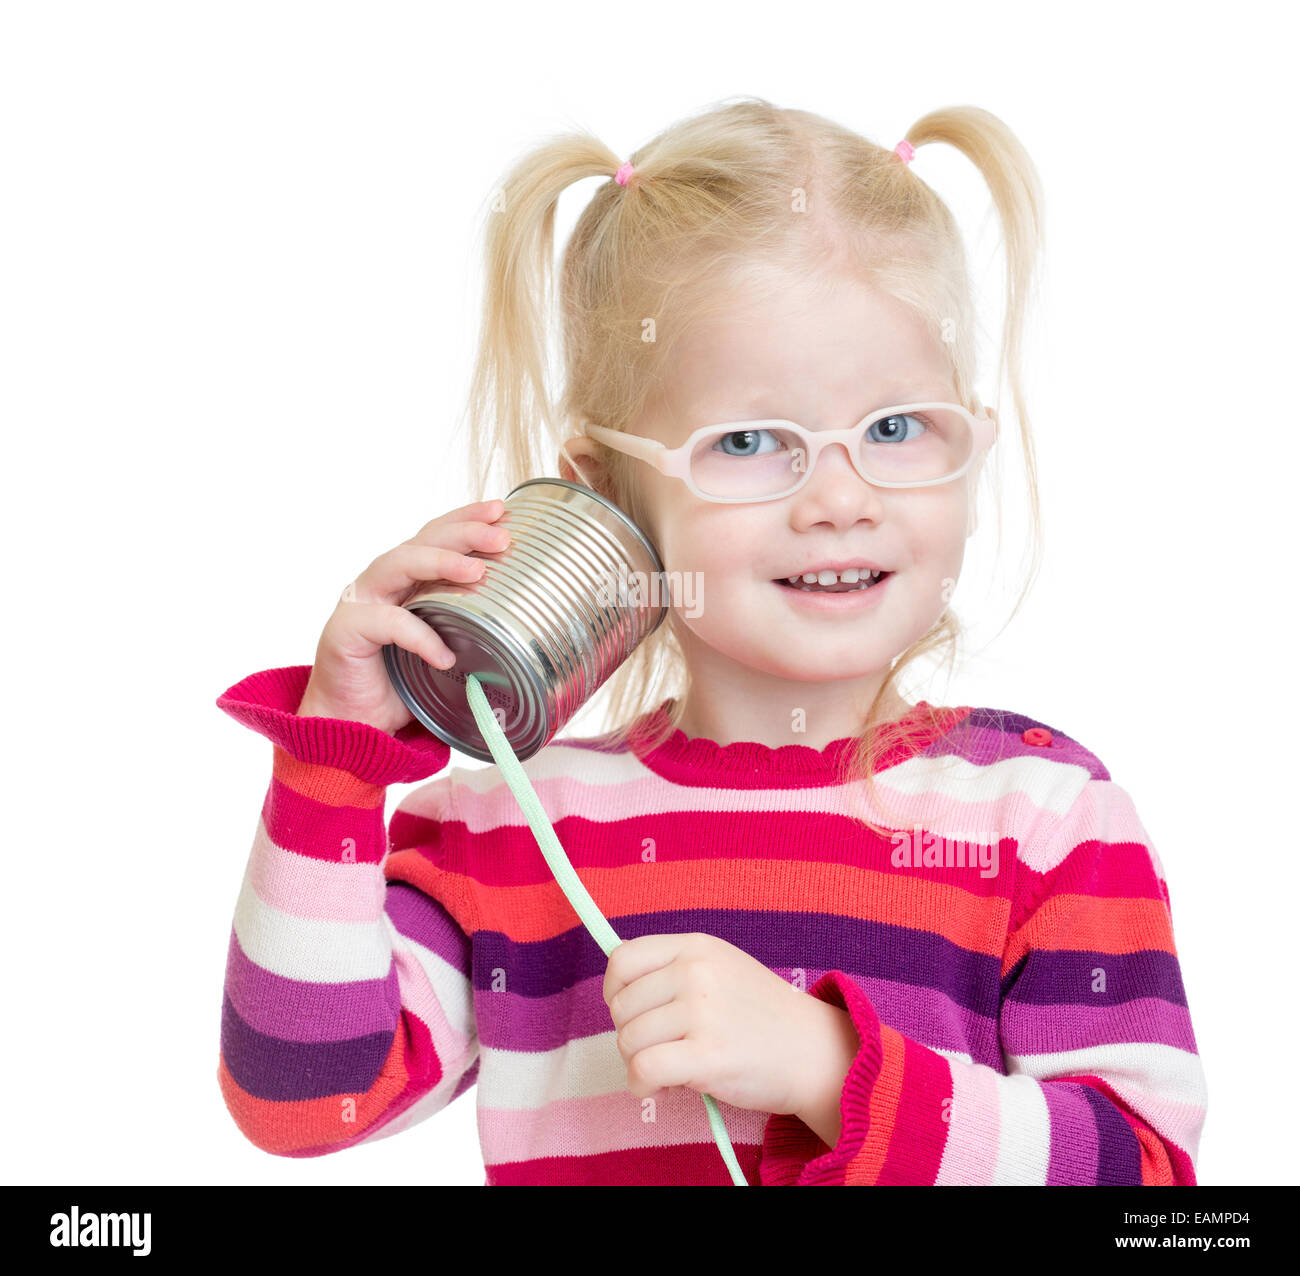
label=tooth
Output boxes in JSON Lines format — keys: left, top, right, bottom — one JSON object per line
{"left": 802, "top": 573, "right": 819, "bottom": 584}
{"left": 870, "top": 569, "right": 881, "bottom": 579}
{"left": 840, "top": 568, "right": 860, "bottom": 584}
{"left": 817, "top": 570, "right": 837, "bottom": 585}
{"left": 787, "top": 575, "right": 800, "bottom": 584}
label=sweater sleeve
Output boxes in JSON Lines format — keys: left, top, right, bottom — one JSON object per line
{"left": 760, "top": 777, "right": 1208, "bottom": 1185}
{"left": 215, "top": 665, "right": 480, "bottom": 1157}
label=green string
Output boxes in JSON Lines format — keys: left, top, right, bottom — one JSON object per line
{"left": 464, "top": 674, "right": 747, "bottom": 1186}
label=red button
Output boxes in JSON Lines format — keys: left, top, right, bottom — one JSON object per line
{"left": 1022, "top": 727, "right": 1052, "bottom": 747}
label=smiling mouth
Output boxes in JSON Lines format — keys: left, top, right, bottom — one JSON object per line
{"left": 775, "top": 571, "right": 892, "bottom": 593}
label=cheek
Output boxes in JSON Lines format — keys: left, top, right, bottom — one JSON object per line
{"left": 897, "top": 490, "right": 966, "bottom": 553}
{"left": 657, "top": 504, "right": 754, "bottom": 575}
{"left": 893, "top": 495, "right": 969, "bottom": 593}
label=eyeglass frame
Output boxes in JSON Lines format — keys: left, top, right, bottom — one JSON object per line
{"left": 582, "top": 401, "right": 998, "bottom": 504}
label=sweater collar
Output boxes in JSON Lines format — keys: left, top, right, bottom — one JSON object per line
{"left": 625, "top": 698, "right": 972, "bottom": 789}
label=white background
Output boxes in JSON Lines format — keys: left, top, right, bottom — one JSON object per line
{"left": 3, "top": 0, "right": 1295, "bottom": 1187}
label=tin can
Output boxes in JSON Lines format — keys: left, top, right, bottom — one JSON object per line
{"left": 383, "top": 478, "right": 667, "bottom": 762}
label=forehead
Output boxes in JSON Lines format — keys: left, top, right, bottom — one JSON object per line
{"left": 657, "top": 270, "right": 954, "bottom": 420}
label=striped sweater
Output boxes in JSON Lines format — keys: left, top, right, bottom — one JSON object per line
{"left": 216, "top": 664, "right": 1207, "bottom": 1185}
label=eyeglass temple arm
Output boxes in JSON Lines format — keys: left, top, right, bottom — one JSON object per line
{"left": 583, "top": 423, "right": 691, "bottom": 477}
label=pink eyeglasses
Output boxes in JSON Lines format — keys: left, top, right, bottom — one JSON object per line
{"left": 583, "top": 401, "right": 997, "bottom": 504}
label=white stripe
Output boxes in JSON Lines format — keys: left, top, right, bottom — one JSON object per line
{"left": 990, "top": 1072, "right": 1052, "bottom": 1184}
{"left": 883, "top": 750, "right": 1089, "bottom": 817}
{"left": 477, "top": 1031, "right": 629, "bottom": 1109}
{"left": 233, "top": 866, "right": 473, "bottom": 1000}
{"left": 1008, "top": 1040, "right": 1206, "bottom": 1102}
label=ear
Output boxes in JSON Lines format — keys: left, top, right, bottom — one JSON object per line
{"left": 558, "top": 435, "right": 605, "bottom": 488}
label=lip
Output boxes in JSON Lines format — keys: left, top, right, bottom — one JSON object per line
{"left": 773, "top": 571, "right": 893, "bottom": 610}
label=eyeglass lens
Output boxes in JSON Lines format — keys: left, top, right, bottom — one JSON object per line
{"left": 688, "top": 408, "right": 974, "bottom": 497}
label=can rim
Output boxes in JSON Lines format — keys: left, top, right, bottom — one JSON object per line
{"left": 382, "top": 605, "right": 552, "bottom": 763}
{"left": 507, "top": 476, "right": 666, "bottom": 579}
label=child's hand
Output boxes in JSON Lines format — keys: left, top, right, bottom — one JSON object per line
{"left": 602, "top": 933, "right": 827, "bottom": 1119}
{"left": 295, "top": 499, "right": 511, "bottom": 735}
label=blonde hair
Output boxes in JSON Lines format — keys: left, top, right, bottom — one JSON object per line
{"left": 459, "top": 96, "right": 1044, "bottom": 835}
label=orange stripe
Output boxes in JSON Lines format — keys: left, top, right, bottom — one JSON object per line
{"left": 399, "top": 856, "right": 1011, "bottom": 950}
{"left": 216, "top": 1031, "right": 412, "bottom": 1156}
{"left": 846, "top": 1022, "right": 907, "bottom": 1184}
{"left": 1002, "top": 894, "right": 1176, "bottom": 974}
{"left": 385, "top": 849, "right": 476, "bottom": 932}
{"left": 1130, "top": 1114, "right": 1176, "bottom": 1185}
{"left": 272, "top": 746, "right": 385, "bottom": 809}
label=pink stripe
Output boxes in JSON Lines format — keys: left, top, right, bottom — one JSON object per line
{"left": 431, "top": 804, "right": 1018, "bottom": 900}
{"left": 248, "top": 818, "right": 386, "bottom": 922}
{"left": 936, "top": 1059, "right": 1000, "bottom": 1183}
{"left": 439, "top": 767, "right": 1050, "bottom": 842}
{"left": 1023, "top": 781, "right": 1160, "bottom": 875}
{"left": 477, "top": 1088, "right": 766, "bottom": 1160}
{"left": 264, "top": 774, "right": 388, "bottom": 865}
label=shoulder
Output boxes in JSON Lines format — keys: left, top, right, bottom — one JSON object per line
{"left": 951, "top": 709, "right": 1171, "bottom": 897}
{"left": 949, "top": 705, "right": 1112, "bottom": 783}
{"left": 929, "top": 706, "right": 1129, "bottom": 870}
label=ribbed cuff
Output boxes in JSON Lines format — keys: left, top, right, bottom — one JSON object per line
{"left": 760, "top": 970, "right": 885, "bottom": 1186}
{"left": 215, "top": 665, "right": 451, "bottom": 786}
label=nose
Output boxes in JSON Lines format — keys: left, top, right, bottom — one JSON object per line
{"left": 788, "top": 440, "right": 885, "bottom": 526}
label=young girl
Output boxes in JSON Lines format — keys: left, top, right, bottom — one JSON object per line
{"left": 215, "top": 98, "right": 1207, "bottom": 1185}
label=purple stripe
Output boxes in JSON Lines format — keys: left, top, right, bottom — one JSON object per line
{"left": 470, "top": 963, "right": 1001, "bottom": 1062}
{"left": 472, "top": 908, "right": 1003, "bottom": 1014}
{"left": 1081, "top": 1084, "right": 1143, "bottom": 1183}
{"left": 1004, "top": 947, "right": 1188, "bottom": 1008}
{"left": 861, "top": 976, "right": 1003, "bottom": 1068}
{"left": 221, "top": 992, "right": 395, "bottom": 1101}
{"left": 1002, "top": 995, "right": 1198, "bottom": 1055}
{"left": 223, "top": 928, "right": 399, "bottom": 1041}
{"left": 1044, "top": 1085, "right": 1099, "bottom": 1184}
{"left": 386, "top": 881, "right": 473, "bottom": 973}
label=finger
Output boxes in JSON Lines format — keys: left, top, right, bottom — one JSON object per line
{"left": 408, "top": 500, "right": 507, "bottom": 544}
{"left": 350, "top": 542, "right": 488, "bottom": 606}
{"left": 327, "top": 601, "right": 457, "bottom": 669}
{"left": 616, "top": 1001, "right": 688, "bottom": 1063}
{"left": 603, "top": 935, "right": 688, "bottom": 1006}
{"left": 607, "top": 965, "right": 677, "bottom": 1030}
{"left": 627, "top": 1039, "right": 698, "bottom": 1099}
{"left": 404, "top": 518, "right": 512, "bottom": 560}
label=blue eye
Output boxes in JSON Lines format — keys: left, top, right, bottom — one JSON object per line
{"left": 714, "top": 429, "right": 782, "bottom": 457}
{"left": 868, "top": 413, "right": 928, "bottom": 444}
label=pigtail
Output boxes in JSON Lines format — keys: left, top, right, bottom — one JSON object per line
{"left": 905, "top": 105, "right": 1046, "bottom": 612}
{"left": 461, "top": 132, "right": 624, "bottom": 500}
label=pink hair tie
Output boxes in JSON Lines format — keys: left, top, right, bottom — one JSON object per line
{"left": 614, "top": 160, "right": 636, "bottom": 186}
{"left": 894, "top": 139, "right": 915, "bottom": 165}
